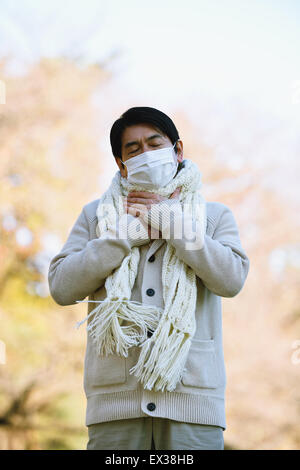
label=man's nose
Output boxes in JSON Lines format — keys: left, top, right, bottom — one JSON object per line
{"left": 139, "top": 142, "right": 152, "bottom": 154}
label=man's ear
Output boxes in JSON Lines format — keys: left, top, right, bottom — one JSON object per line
{"left": 115, "top": 156, "right": 123, "bottom": 167}
{"left": 115, "top": 156, "right": 127, "bottom": 177}
{"left": 176, "top": 140, "right": 184, "bottom": 162}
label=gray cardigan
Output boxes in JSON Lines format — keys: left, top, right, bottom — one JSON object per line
{"left": 48, "top": 197, "right": 250, "bottom": 429}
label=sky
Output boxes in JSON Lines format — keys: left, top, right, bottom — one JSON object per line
{"left": 102, "top": 0, "right": 300, "bottom": 123}
{"left": 0, "top": 0, "right": 300, "bottom": 122}
{"left": 1, "top": 0, "right": 300, "bottom": 202}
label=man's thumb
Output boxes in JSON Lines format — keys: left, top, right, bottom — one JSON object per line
{"left": 170, "top": 187, "right": 181, "bottom": 198}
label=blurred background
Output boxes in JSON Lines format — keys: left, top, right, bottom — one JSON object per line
{"left": 0, "top": 0, "right": 300, "bottom": 450}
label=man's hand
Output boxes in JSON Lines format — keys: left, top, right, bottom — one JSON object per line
{"left": 123, "top": 187, "right": 181, "bottom": 239}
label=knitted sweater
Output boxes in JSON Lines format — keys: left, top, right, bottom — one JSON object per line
{"left": 48, "top": 198, "right": 250, "bottom": 430}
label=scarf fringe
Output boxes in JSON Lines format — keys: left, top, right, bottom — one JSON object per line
{"left": 129, "top": 318, "right": 192, "bottom": 392}
{"left": 77, "top": 299, "right": 161, "bottom": 357}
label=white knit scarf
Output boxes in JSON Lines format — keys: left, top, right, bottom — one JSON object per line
{"left": 77, "top": 158, "right": 207, "bottom": 392}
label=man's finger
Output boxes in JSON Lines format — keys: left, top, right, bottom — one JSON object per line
{"left": 126, "top": 197, "right": 156, "bottom": 205}
{"left": 125, "top": 202, "right": 148, "bottom": 211}
{"left": 128, "top": 191, "right": 155, "bottom": 198}
{"left": 169, "top": 187, "right": 181, "bottom": 198}
{"left": 127, "top": 205, "right": 140, "bottom": 217}
{"left": 126, "top": 203, "right": 148, "bottom": 218}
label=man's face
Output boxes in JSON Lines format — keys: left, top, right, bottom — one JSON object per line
{"left": 115, "top": 123, "right": 183, "bottom": 178}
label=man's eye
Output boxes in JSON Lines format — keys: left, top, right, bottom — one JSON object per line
{"left": 129, "top": 143, "right": 161, "bottom": 155}
{"left": 150, "top": 143, "right": 163, "bottom": 149}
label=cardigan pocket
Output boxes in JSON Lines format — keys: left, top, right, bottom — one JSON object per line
{"left": 181, "top": 338, "right": 220, "bottom": 389}
{"left": 84, "top": 343, "right": 127, "bottom": 388}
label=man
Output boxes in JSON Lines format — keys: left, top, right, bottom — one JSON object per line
{"left": 48, "top": 106, "right": 250, "bottom": 450}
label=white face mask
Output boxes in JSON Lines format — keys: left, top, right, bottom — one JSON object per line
{"left": 123, "top": 141, "right": 179, "bottom": 189}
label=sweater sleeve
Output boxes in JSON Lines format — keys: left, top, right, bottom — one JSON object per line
{"left": 145, "top": 200, "right": 250, "bottom": 298}
{"left": 48, "top": 207, "right": 150, "bottom": 306}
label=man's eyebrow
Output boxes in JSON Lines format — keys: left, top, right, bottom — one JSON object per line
{"left": 124, "top": 134, "right": 164, "bottom": 150}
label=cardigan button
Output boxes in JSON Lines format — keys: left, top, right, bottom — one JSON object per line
{"left": 147, "top": 402, "right": 156, "bottom": 412}
{"left": 148, "top": 255, "right": 155, "bottom": 262}
{"left": 146, "top": 288, "right": 155, "bottom": 297}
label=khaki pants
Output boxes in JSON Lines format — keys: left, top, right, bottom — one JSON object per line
{"left": 86, "top": 417, "right": 224, "bottom": 450}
